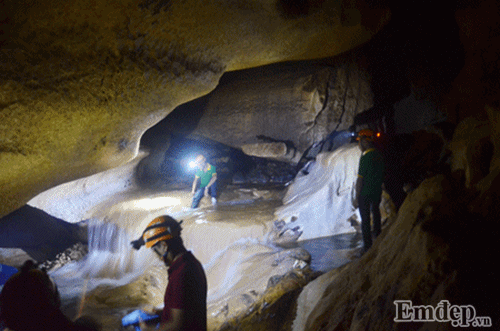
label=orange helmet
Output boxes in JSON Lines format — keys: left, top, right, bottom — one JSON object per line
{"left": 131, "top": 216, "right": 183, "bottom": 250}
{"left": 356, "top": 129, "right": 375, "bottom": 141}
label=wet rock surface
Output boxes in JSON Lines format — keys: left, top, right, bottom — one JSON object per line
{"left": 295, "top": 173, "right": 500, "bottom": 330}
{"left": 211, "top": 269, "right": 318, "bottom": 331}
{"left": 161, "top": 60, "right": 374, "bottom": 163}
{"left": 39, "top": 242, "right": 89, "bottom": 272}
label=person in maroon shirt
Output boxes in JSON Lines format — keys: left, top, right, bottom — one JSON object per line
{"left": 0, "top": 260, "right": 101, "bottom": 331}
{"left": 131, "top": 215, "right": 207, "bottom": 331}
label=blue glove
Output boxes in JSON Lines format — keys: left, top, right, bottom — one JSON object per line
{"left": 121, "top": 310, "right": 160, "bottom": 331}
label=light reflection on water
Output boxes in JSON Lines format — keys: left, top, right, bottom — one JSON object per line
{"left": 186, "top": 198, "right": 282, "bottom": 224}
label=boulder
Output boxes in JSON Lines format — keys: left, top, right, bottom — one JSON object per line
{"left": 0, "top": 206, "right": 86, "bottom": 267}
{"left": 188, "top": 62, "right": 373, "bottom": 162}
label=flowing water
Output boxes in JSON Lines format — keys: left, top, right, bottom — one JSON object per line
{"left": 16, "top": 144, "right": 384, "bottom": 330}
{"left": 47, "top": 185, "right": 361, "bottom": 330}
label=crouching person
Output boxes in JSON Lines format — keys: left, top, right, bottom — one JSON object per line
{"left": 0, "top": 260, "right": 100, "bottom": 331}
{"left": 130, "top": 215, "right": 207, "bottom": 331}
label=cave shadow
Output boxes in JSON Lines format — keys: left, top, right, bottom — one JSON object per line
{"left": 140, "top": 94, "right": 210, "bottom": 150}
{"left": 0, "top": 205, "right": 85, "bottom": 264}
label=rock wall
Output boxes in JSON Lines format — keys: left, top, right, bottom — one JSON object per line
{"left": 289, "top": 1, "right": 500, "bottom": 328}
{"left": 189, "top": 60, "right": 373, "bottom": 162}
{"left": 297, "top": 173, "right": 499, "bottom": 330}
{"left": 0, "top": 206, "right": 86, "bottom": 267}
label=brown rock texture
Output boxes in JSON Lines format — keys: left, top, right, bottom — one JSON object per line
{"left": 301, "top": 173, "right": 499, "bottom": 330}
{"left": 212, "top": 269, "right": 317, "bottom": 331}
{"left": 0, "top": 0, "right": 390, "bottom": 219}
{"left": 190, "top": 60, "right": 373, "bottom": 162}
{"left": 291, "top": 5, "right": 500, "bottom": 328}
{"left": 449, "top": 117, "right": 492, "bottom": 189}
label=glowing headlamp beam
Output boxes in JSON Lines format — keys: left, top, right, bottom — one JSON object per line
{"left": 133, "top": 197, "right": 182, "bottom": 209}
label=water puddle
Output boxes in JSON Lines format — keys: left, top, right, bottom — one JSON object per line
{"left": 279, "top": 233, "right": 362, "bottom": 273}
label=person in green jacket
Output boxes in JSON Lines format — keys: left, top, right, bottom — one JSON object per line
{"left": 353, "top": 129, "right": 385, "bottom": 254}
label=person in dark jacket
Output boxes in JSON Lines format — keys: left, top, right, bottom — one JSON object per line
{"left": 0, "top": 260, "right": 100, "bottom": 331}
{"left": 353, "top": 129, "right": 385, "bottom": 255}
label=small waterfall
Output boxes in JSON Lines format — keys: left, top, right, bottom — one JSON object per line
{"left": 50, "top": 217, "right": 158, "bottom": 299}
{"left": 80, "top": 218, "right": 155, "bottom": 279}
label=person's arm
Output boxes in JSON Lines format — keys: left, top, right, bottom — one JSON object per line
{"left": 192, "top": 177, "right": 200, "bottom": 194}
{"left": 354, "top": 153, "right": 368, "bottom": 209}
{"left": 205, "top": 172, "right": 217, "bottom": 197}
{"left": 140, "top": 308, "right": 185, "bottom": 331}
{"left": 354, "top": 175, "right": 363, "bottom": 209}
{"left": 204, "top": 173, "right": 217, "bottom": 196}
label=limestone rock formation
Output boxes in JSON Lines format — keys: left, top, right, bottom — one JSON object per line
{"left": 295, "top": 173, "right": 499, "bottom": 330}
{"left": 0, "top": 0, "right": 390, "bottom": 219}
{"left": 212, "top": 269, "right": 318, "bottom": 331}
{"left": 187, "top": 61, "right": 373, "bottom": 162}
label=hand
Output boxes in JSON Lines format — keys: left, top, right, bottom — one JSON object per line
{"left": 204, "top": 188, "right": 209, "bottom": 197}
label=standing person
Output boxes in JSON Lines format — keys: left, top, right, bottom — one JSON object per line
{"left": 191, "top": 155, "right": 217, "bottom": 208}
{"left": 353, "top": 129, "right": 385, "bottom": 255}
{"left": 130, "top": 215, "right": 207, "bottom": 331}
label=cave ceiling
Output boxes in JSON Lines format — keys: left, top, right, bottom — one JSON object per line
{"left": 0, "top": 0, "right": 391, "bottom": 218}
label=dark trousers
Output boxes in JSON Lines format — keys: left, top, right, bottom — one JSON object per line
{"left": 191, "top": 182, "right": 217, "bottom": 208}
{"left": 359, "top": 194, "right": 382, "bottom": 251}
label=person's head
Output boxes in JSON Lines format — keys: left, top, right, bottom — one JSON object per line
{"left": 194, "top": 154, "right": 206, "bottom": 170}
{"left": 151, "top": 236, "right": 185, "bottom": 266}
{"left": 131, "top": 215, "right": 185, "bottom": 266}
{"left": 356, "top": 129, "right": 375, "bottom": 151}
{"left": 0, "top": 261, "right": 61, "bottom": 331}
